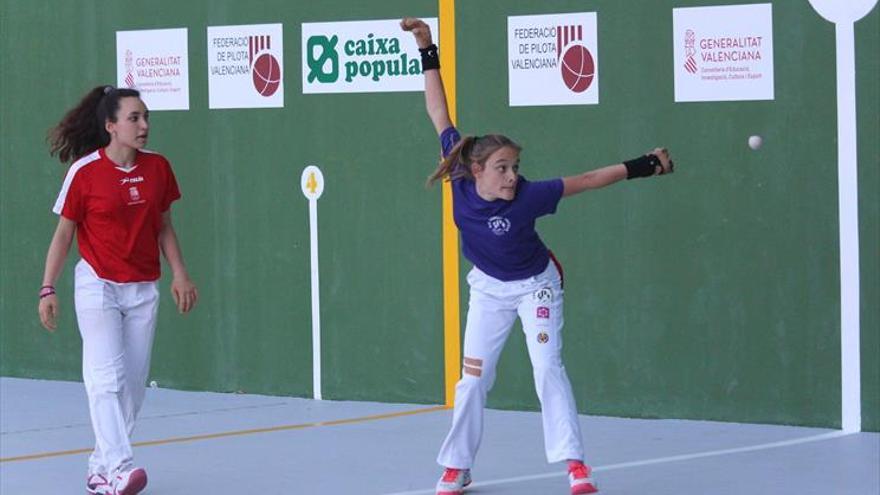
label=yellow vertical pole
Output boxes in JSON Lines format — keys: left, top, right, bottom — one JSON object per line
{"left": 439, "top": 0, "right": 460, "bottom": 408}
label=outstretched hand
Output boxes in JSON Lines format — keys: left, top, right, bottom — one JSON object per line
{"left": 400, "top": 17, "right": 433, "bottom": 48}
{"left": 649, "top": 148, "right": 675, "bottom": 175}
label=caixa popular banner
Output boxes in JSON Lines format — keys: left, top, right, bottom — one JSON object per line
{"left": 302, "top": 18, "right": 439, "bottom": 94}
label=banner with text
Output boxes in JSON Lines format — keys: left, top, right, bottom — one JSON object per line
{"left": 116, "top": 28, "right": 189, "bottom": 111}
{"left": 208, "top": 23, "right": 284, "bottom": 109}
{"left": 673, "top": 4, "right": 774, "bottom": 102}
{"left": 508, "top": 13, "right": 599, "bottom": 107}
{"left": 302, "top": 18, "right": 438, "bottom": 94}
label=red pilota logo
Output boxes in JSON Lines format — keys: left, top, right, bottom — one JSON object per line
{"left": 250, "top": 35, "right": 281, "bottom": 96}
{"left": 557, "top": 25, "right": 594, "bottom": 93}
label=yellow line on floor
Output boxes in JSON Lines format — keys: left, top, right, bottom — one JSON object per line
{"left": 0, "top": 405, "right": 447, "bottom": 463}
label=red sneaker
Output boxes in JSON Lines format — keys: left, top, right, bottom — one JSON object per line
{"left": 111, "top": 467, "right": 147, "bottom": 495}
{"left": 568, "top": 461, "right": 598, "bottom": 494}
{"left": 436, "top": 467, "right": 472, "bottom": 495}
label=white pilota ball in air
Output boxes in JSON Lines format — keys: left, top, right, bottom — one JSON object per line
{"left": 748, "top": 135, "right": 763, "bottom": 150}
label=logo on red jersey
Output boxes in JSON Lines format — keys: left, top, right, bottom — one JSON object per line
{"left": 125, "top": 186, "right": 146, "bottom": 206}
{"left": 120, "top": 176, "right": 145, "bottom": 185}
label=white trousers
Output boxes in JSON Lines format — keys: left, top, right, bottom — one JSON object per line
{"left": 437, "top": 260, "right": 585, "bottom": 469}
{"left": 74, "top": 260, "right": 158, "bottom": 476}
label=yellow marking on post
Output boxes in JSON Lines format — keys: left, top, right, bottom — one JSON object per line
{"left": 306, "top": 172, "right": 318, "bottom": 195}
{"left": 0, "top": 405, "right": 447, "bottom": 463}
{"left": 439, "top": 0, "right": 461, "bottom": 408}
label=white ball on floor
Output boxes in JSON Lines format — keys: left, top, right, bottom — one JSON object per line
{"left": 149, "top": 380, "right": 158, "bottom": 388}
{"left": 748, "top": 135, "right": 763, "bottom": 150}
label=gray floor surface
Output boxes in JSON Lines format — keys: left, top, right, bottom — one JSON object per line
{"left": 1, "top": 377, "right": 877, "bottom": 494}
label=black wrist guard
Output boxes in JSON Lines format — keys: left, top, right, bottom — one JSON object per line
{"left": 419, "top": 44, "right": 440, "bottom": 71}
{"left": 624, "top": 154, "right": 661, "bottom": 179}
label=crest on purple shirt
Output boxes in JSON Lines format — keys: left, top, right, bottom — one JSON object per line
{"left": 487, "top": 216, "right": 511, "bottom": 236}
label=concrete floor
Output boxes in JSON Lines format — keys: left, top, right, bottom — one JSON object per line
{"left": 1, "top": 377, "right": 878, "bottom": 494}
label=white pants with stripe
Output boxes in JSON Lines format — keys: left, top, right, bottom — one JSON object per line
{"left": 74, "top": 259, "right": 158, "bottom": 477}
{"left": 437, "top": 260, "right": 585, "bottom": 469}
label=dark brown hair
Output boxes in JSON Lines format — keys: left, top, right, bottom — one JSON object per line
{"left": 48, "top": 85, "right": 141, "bottom": 163}
{"left": 427, "top": 134, "right": 521, "bottom": 187}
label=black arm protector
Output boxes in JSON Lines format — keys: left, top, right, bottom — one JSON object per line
{"left": 624, "top": 154, "right": 662, "bottom": 179}
{"left": 419, "top": 44, "right": 440, "bottom": 71}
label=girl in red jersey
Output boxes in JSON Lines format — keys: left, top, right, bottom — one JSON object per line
{"left": 38, "top": 86, "right": 198, "bottom": 495}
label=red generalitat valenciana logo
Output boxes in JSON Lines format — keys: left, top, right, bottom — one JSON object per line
{"left": 250, "top": 35, "right": 281, "bottom": 96}
{"left": 557, "top": 24, "right": 594, "bottom": 93}
{"left": 536, "top": 306, "right": 550, "bottom": 319}
{"left": 684, "top": 29, "right": 698, "bottom": 74}
{"left": 124, "top": 49, "right": 135, "bottom": 88}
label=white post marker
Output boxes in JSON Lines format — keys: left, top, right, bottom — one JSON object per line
{"left": 301, "top": 165, "right": 325, "bottom": 400}
{"left": 807, "top": 0, "right": 877, "bottom": 433}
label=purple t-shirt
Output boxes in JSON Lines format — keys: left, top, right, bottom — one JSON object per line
{"left": 441, "top": 126, "right": 563, "bottom": 281}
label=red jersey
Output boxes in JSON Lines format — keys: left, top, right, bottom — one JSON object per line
{"left": 53, "top": 148, "right": 181, "bottom": 283}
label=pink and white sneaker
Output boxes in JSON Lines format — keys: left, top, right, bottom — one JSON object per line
{"left": 436, "top": 467, "right": 472, "bottom": 495}
{"left": 568, "top": 461, "right": 598, "bottom": 494}
{"left": 111, "top": 467, "right": 147, "bottom": 495}
{"left": 86, "top": 473, "right": 112, "bottom": 495}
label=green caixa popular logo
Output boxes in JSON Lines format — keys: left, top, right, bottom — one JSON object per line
{"left": 306, "top": 33, "right": 423, "bottom": 84}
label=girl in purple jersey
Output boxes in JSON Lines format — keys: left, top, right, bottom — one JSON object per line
{"left": 402, "top": 18, "right": 674, "bottom": 495}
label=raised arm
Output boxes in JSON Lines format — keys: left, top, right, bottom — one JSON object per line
{"left": 562, "top": 147, "right": 675, "bottom": 197}
{"left": 401, "top": 17, "right": 452, "bottom": 136}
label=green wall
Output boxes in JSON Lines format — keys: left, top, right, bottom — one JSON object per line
{"left": 857, "top": 5, "right": 880, "bottom": 433}
{"left": 0, "top": 0, "right": 445, "bottom": 404}
{"left": 457, "top": 0, "right": 878, "bottom": 430}
{"left": 1, "top": 0, "right": 877, "bottom": 431}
